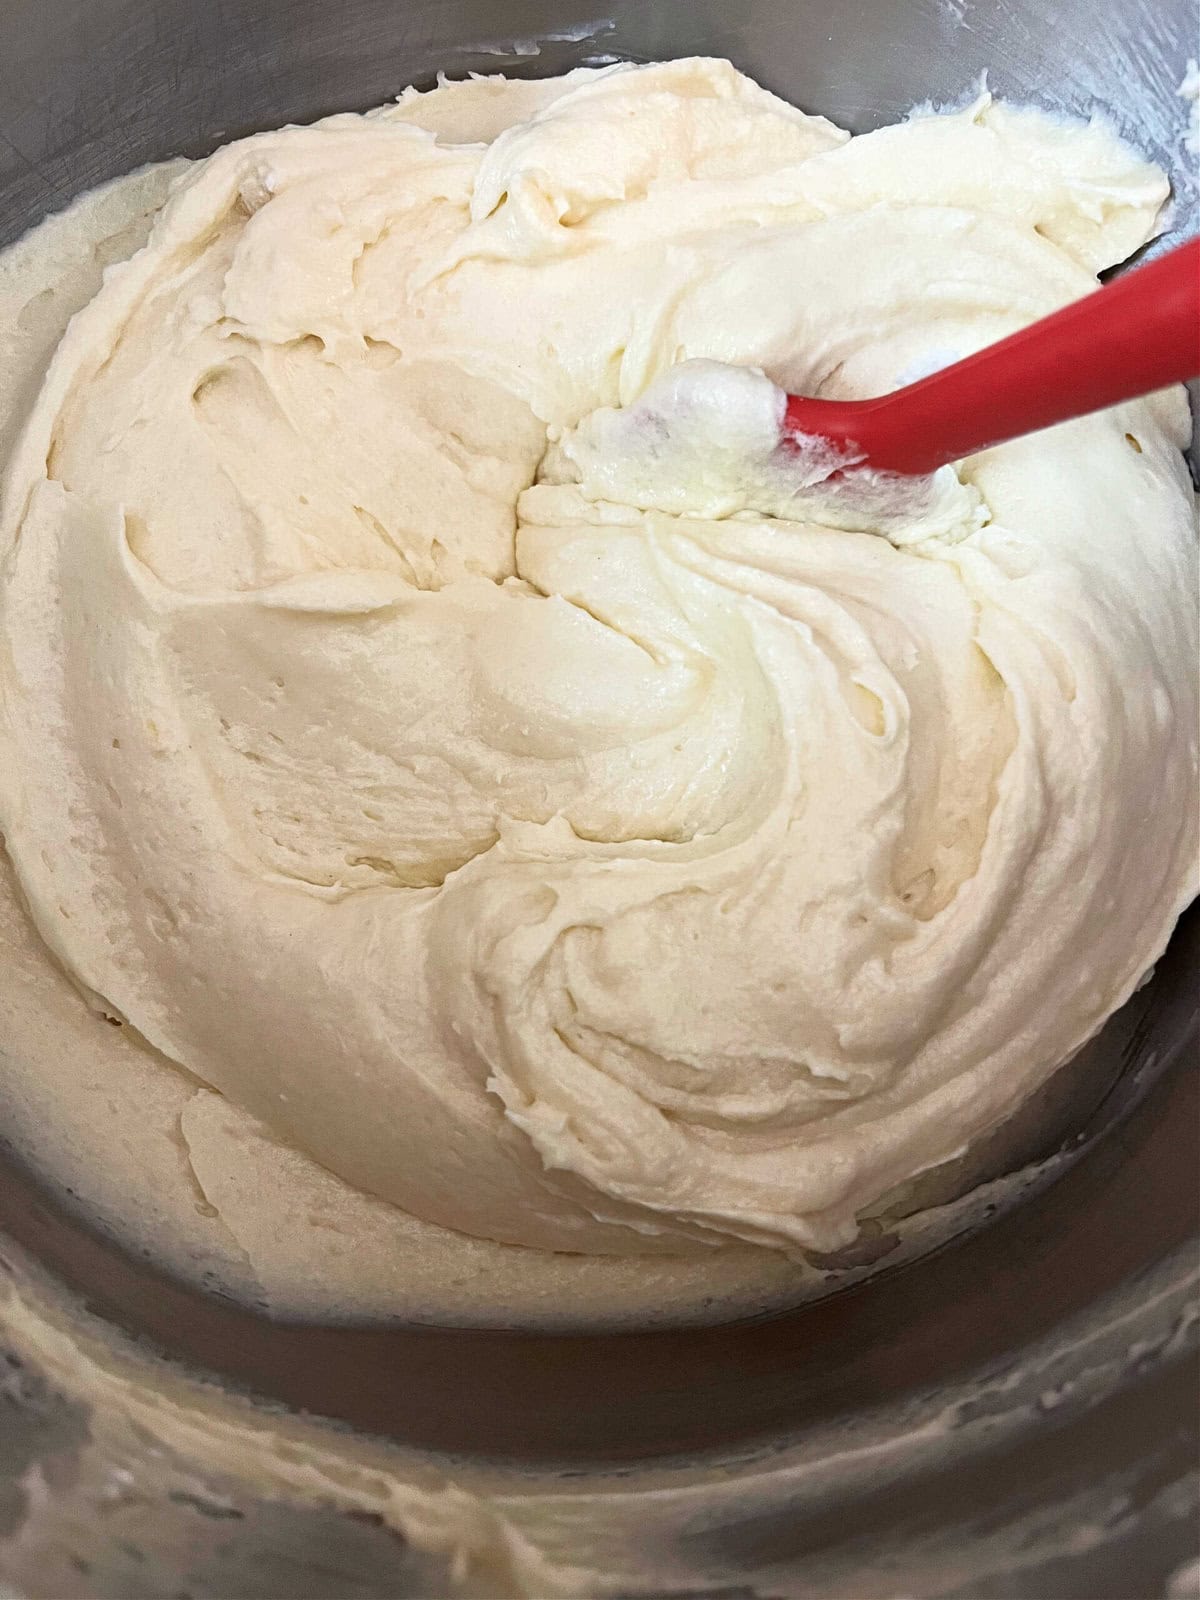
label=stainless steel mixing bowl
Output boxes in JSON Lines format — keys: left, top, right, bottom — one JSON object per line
{"left": 0, "top": 2, "right": 1197, "bottom": 1595}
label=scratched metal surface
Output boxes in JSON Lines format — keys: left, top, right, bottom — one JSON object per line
{"left": 0, "top": 1, "right": 1197, "bottom": 1596}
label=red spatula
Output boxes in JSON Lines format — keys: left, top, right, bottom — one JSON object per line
{"left": 782, "top": 236, "right": 1200, "bottom": 475}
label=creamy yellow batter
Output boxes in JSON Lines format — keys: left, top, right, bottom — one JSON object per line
{"left": 0, "top": 61, "right": 1195, "bottom": 1287}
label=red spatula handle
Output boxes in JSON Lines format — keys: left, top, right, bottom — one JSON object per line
{"left": 783, "top": 236, "right": 1200, "bottom": 475}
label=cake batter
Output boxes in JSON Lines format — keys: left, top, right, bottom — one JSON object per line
{"left": 0, "top": 60, "right": 1195, "bottom": 1302}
